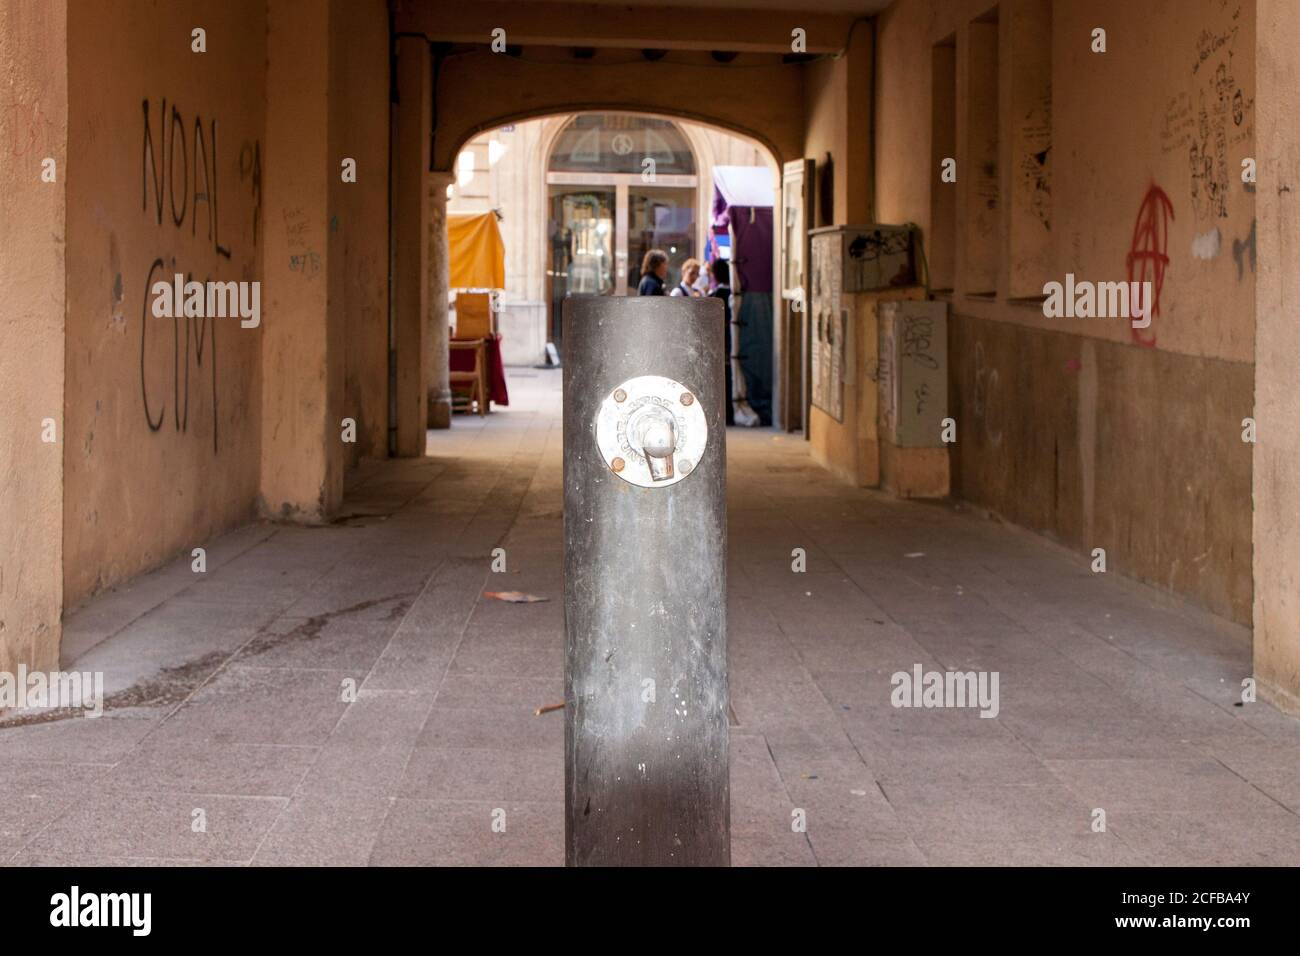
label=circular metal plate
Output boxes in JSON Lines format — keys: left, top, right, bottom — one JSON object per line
{"left": 595, "top": 374, "right": 708, "bottom": 488}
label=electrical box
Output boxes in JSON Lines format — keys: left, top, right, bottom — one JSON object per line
{"left": 878, "top": 300, "right": 948, "bottom": 448}
{"left": 810, "top": 224, "right": 915, "bottom": 294}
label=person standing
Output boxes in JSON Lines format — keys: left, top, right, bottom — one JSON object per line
{"left": 708, "top": 258, "right": 735, "bottom": 426}
{"left": 637, "top": 249, "right": 669, "bottom": 295}
{"left": 670, "top": 258, "right": 702, "bottom": 297}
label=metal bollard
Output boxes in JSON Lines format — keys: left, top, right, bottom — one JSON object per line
{"left": 563, "top": 295, "right": 729, "bottom": 866}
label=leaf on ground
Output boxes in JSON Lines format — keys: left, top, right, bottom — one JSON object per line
{"left": 484, "top": 591, "right": 549, "bottom": 603}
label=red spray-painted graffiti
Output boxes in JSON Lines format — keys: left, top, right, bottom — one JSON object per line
{"left": 1125, "top": 185, "right": 1174, "bottom": 348}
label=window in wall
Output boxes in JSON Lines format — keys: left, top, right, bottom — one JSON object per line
{"left": 548, "top": 114, "right": 696, "bottom": 175}
{"left": 1003, "top": 0, "right": 1052, "bottom": 299}
{"left": 930, "top": 36, "right": 957, "bottom": 292}
{"left": 963, "top": 8, "right": 1000, "bottom": 296}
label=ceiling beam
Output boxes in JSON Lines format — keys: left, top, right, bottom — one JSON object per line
{"left": 394, "top": 1, "right": 859, "bottom": 54}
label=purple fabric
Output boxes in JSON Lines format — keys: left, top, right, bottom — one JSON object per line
{"left": 728, "top": 205, "right": 773, "bottom": 293}
{"left": 712, "top": 184, "right": 731, "bottom": 230}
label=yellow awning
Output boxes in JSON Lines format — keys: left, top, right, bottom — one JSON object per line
{"left": 448, "top": 212, "right": 505, "bottom": 289}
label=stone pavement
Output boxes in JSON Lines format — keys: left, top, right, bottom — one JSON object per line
{"left": 2, "top": 371, "right": 1298, "bottom": 865}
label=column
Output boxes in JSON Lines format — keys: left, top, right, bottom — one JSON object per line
{"left": 392, "top": 35, "right": 431, "bottom": 454}
{"left": 0, "top": 0, "right": 67, "bottom": 673}
{"left": 260, "top": 0, "right": 342, "bottom": 518}
{"left": 427, "top": 170, "right": 454, "bottom": 428}
{"left": 1253, "top": 0, "right": 1300, "bottom": 715}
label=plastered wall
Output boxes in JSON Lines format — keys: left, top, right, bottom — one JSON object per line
{"left": 64, "top": 0, "right": 268, "bottom": 608}
{"left": 0, "top": 0, "right": 67, "bottom": 673}
{"left": 1253, "top": 0, "right": 1300, "bottom": 712}
{"left": 876, "top": 0, "right": 1256, "bottom": 622}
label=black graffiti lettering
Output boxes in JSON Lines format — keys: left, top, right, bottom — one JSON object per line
{"left": 142, "top": 97, "right": 229, "bottom": 257}
{"left": 142, "top": 98, "right": 164, "bottom": 225}
{"left": 168, "top": 105, "right": 188, "bottom": 227}
{"left": 139, "top": 261, "right": 220, "bottom": 451}
{"left": 193, "top": 118, "right": 212, "bottom": 243}
{"left": 140, "top": 257, "right": 165, "bottom": 431}
{"left": 212, "top": 118, "right": 230, "bottom": 258}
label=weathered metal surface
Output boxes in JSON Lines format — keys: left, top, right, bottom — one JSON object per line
{"left": 563, "top": 295, "right": 729, "bottom": 867}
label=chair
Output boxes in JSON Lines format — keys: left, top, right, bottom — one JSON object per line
{"left": 450, "top": 292, "right": 494, "bottom": 416}
{"left": 449, "top": 340, "right": 488, "bottom": 416}
{"left": 454, "top": 292, "right": 495, "bottom": 338}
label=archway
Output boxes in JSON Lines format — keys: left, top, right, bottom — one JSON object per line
{"left": 446, "top": 110, "right": 785, "bottom": 427}
{"left": 543, "top": 113, "right": 700, "bottom": 348}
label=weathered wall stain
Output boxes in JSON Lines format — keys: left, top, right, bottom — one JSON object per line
{"left": 952, "top": 315, "right": 1252, "bottom": 625}
{"left": 1231, "top": 218, "right": 1256, "bottom": 279}
{"left": 3, "top": 97, "right": 54, "bottom": 157}
{"left": 239, "top": 139, "right": 262, "bottom": 245}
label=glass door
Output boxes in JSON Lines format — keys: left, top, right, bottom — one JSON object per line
{"left": 626, "top": 186, "right": 696, "bottom": 295}
{"left": 548, "top": 187, "right": 615, "bottom": 348}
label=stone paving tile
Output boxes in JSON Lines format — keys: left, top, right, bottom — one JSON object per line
{"left": 100, "top": 738, "right": 317, "bottom": 797}
{"left": 251, "top": 794, "right": 394, "bottom": 866}
{"left": 913, "top": 833, "right": 1139, "bottom": 866}
{"left": 1044, "top": 757, "right": 1284, "bottom": 813}
{"left": 731, "top": 836, "right": 818, "bottom": 866}
{"left": 0, "top": 713, "right": 161, "bottom": 764}
{"left": 368, "top": 799, "right": 564, "bottom": 866}
{"left": 878, "top": 781, "right": 1096, "bottom": 845}
{"left": 235, "top": 616, "right": 398, "bottom": 671}
{"left": 0, "top": 762, "right": 111, "bottom": 862}
{"left": 399, "top": 746, "right": 564, "bottom": 802}
{"left": 414, "top": 704, "right": 563, "bottom": 753}
{"left": 294, "top": 691, "right": 434, "bottom": 797}
{"left": 433, "top": 674, "right": 562, "bottom": 710}
{"left": 1202, "top": 738, "right": 1300, "bottom": 812}
{"left": 157, "top": 666, "right": 354, "bottom": 747}
{"left": 1105, "top": 806, "right": 1300, "bottom": 866}
{"left": 24, "top": 791, "right": 287, "bottom": 864}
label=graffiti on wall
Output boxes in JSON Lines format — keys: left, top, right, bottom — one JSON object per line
{"left": 1161, "top": 6, "right": 1253, "bottom": 224}
{"left": 4, "top": 98, "right": 55, "bottom": 158}
{"left": 137, "top": 98, "right": 258, "bottom": 453}
{"left": 139, "top": 257, "right": 220, "bottom": 453}
{"left": 1125, "top": 185, "right": 1174, "bottom": 349}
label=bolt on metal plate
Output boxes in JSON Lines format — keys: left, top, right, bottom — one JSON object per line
{"left": 595, "top": 374, "right": 708, "bottom": 489}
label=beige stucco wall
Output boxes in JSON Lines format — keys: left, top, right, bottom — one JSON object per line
{"left": 0, "top": 0, "right": 67, "bottom": 674}
{"left": 875, "top": 0, "right": 1256, "bottom": 622}
{"left": 64, "top": 0, "right": 267, "bottom": 607}
{"left": 1253, "top": 0, "right": 1300, "bottom": 713}
{"left": 335, "top": 0, "right": 391, "bottom": 463}
{"left": 878, "top": 0, "right": 1256, "bottom": 359}
{"left": 802, "top": 20, "right": 874, "bottom": 227}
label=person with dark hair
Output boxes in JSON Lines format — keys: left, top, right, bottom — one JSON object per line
{"left": 637, "top": 249, "right": 669, "bottom": 295}
{"left": 708, "top": 258, "right": 735, "bottom": 425}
